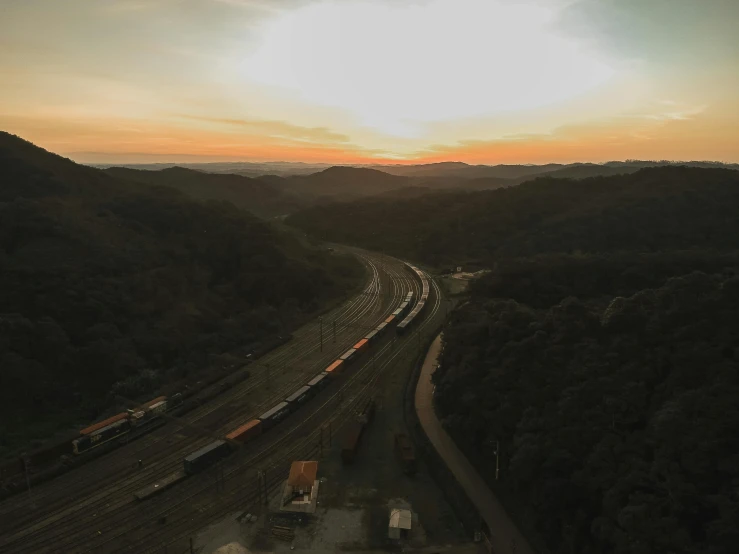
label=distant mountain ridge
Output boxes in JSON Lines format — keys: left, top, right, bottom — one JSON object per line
{"left": 91, "top": 159, "right": 739, "bottom": 180}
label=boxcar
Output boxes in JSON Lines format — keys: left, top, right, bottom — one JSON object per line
{"left": 324, "top": 359, "right": 344, "bottom": 378}
{"left": 339, "top": 348, "right": 357, "bottom": 364}
{"left": 286, "top": 385, "right": 312, "bottom": 408}
{"left": 353, "top": 338, "right": 369, "bottom": 353}
{"left": 341, "top": 421, "right": 366, "bottom": 465}
{"left": 258, "top": 401, "right": 290, "bottom": 429}
{"left": 226, "top": 420, "right": 262, "bottom": 443}
{"left": 394, "top": 433, "right": 417, "bottom": 475}
{"left": 307, "top": 372, "right": 329, "bottom": 390}
{"left": 183, "top": 440, "right": 231, "bottom": 475}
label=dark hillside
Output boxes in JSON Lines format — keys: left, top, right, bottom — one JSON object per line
{"left": 0, "top": 132, "right": 362, "bottom": 452}
{"left": 278, "top": 165, "right": 411, "bottom": 200}
{"left": 288, "top": 166, "right": 739, "bottom": 265}
{"left": 288, "top": 164, "right": 739, "bottom": 553}
{"left": 104, "top": 166, "right": 307, "bottom": 217}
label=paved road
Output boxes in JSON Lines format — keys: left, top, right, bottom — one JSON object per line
{"left": 415, "top": 334, "right": 535, "bottom": 554}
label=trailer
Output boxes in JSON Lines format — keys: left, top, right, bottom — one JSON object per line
{"left": 259, "top": 401, "right": 290, "bottom": 429}
{"left": 183, "top": 440, "right": 231, "bottom": 475}
{"left": 226, "top": 419, "right": 262, "bottom": 443}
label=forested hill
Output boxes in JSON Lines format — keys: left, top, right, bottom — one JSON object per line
{"left": 287, "top": 166, "right": 739, "bottom": 266}
{"left": 104, "top": 166, "right": 308, "bottom": 217}
{"left": 290, "top": 165, "right": 739, "bottom": 553}
{"left": 0, "top": 132, "right": 362, "bottom": 450}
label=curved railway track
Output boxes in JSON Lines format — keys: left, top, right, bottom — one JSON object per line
{"left": 0, "top": 252, "right": 424, "bottom": 553}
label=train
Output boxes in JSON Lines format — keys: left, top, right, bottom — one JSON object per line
{"left": 184, "top": 262, "right": 431, "bottom": 475}
{"left": 396, "top": 265, "right": 430, "bottom": 335}
{"left": 0, "top": 393, "right": 184, "bottom": 490}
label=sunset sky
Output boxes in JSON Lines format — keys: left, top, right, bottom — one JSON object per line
{"left": 1, "top": 0, "right": 737, "bottom": 164}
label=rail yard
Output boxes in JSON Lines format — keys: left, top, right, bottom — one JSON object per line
{"left": 0, "top": 250, "right": 449, "bottom": 553}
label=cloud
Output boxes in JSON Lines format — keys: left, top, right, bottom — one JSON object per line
{"left": 178, "top": 115, "right": 351, "bottom": 143}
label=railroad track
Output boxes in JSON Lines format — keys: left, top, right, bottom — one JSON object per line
{"left": 79, "top": 264, "right": 438, "bottom": 554}
{"left": 0, "top": 252, "right": 418, "bottom": 553}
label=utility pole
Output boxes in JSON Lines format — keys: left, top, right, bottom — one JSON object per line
{"left": 319, "top": 317, "right": 323, "bottom": 352}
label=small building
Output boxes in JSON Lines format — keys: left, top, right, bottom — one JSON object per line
{"left": 280, "top": 461, "right": 320, "bottom": 514}
{"left": 388, "top": 508, "right": 412, "bottom": 540}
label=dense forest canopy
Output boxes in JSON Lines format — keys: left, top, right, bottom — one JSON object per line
{"left": 287, "top": 167, "right": 739, "bottom": 266}
{"left": 289, "top": 165, "right": 739, "bottom": 553}
{"left": 0, "top": 132, "right": 362, "bottom": 452}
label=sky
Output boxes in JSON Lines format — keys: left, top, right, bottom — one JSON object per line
{"left": 1, "top": 0, "right": 737, "bottom": 164}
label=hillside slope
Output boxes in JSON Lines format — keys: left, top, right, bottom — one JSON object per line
{"left": 0, "top": 132, "right": 362, "bottom": 450}
{"left": 287, "top": 166, "right": 739, "bottom": 265}
{"left": 104, "top": 166, "right": 309, "bottom": 217}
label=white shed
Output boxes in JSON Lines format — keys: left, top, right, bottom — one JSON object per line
{"left": 388, "top": 508, "right": 412, "bottom": 540}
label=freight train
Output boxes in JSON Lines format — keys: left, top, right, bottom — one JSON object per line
{"left": 396, "top": 265, "right": 430, "bottom": 335}
{"left": 183, "top": 263, "right": 430, "bottom": 475}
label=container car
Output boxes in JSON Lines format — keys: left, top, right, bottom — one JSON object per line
{"left": 141, "top": 395, "right": 167, "bottom": 409}
{"left": 341, "top": 421, "right": 365, "bottom": 465}
{"left": 375, "top": 322, "right": 388, "bottom": 336}
{"left": 79, "top": 412, "right": 129, "bottom": 436}
{"left": 364, "top": 329, "right": 378, "bottom": 344}
{"left": 258, "top": 401, "right": 290, "bottom": 429}
{"left": 385, "top": 315, "right": 396, "bottom": 325}
{"left": 183, "top": 440, "right": 231, "bottom": 475}
{"left": 147, "top": 400, "right": 168, "bottom": 416}
{"left": 394, "top": 433, "right": 417, "bottom": 475}
{"left": 339, "top": 348, "right": 357, "bottom": 364}
{"left": 73, "top": 419, "right": 130, "bottom": 454}
{"left": 399, "top": 301, "right": 409, "bottom": 314}
{"left": 353, "top": 338, "right": 369, "bottom": 353}
{"left": 286, "top": 385, "right": 312, "bottom": 408}
{"left": 226, "top": 419, "right": 262, "bottom": 443}
{"left": 324, "top": 359, "right": 344, "bottom": 377}
{"left": 392, "top": 308, "right": 403, "bottom": 317}
{"left": 307, "top": 372, "right": 329, "bottom": 390}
